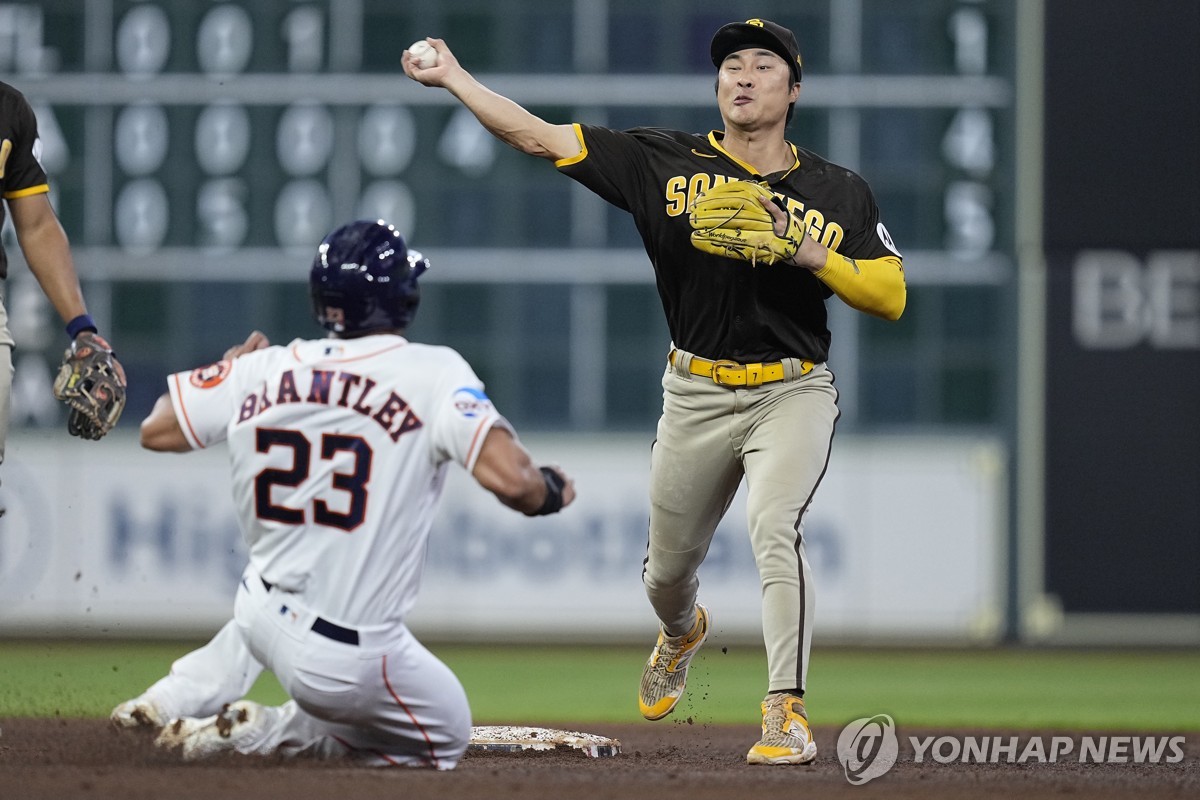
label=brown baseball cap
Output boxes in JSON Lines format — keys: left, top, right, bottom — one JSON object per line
{"left": 710, "top": 18, "right": 803, "bottom": 84}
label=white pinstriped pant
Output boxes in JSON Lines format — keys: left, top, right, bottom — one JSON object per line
{"left": 643, "top": 349, "right": 838, "bottom": 693}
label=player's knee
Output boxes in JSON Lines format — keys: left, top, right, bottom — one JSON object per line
{"left": 430, "top": 703, "right": 472, "bottom": 768}
{"left": 757, "top": 568, "right": 804, "bottom": 590}
{"left": 0, "top": 343, "right": 13, "bottom": 391}
{"left": 643, "top": 566, "right": 697, "bottom": 596}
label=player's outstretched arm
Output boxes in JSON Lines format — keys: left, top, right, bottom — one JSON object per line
{"left": 141, "top": 393, "right": 190, "bottom": 452}
{"left": 141, "top": 331, "right": 267, "bottom": 452}
{"left": 8, "top": 193, "right": 88, "bottom": 325}
{"left": 471, "top": 427, "right": 576, "bottom": 516}
{"left": 402, "top": 37, "right": 581, "bottom": 162}
{"left": 14, "top": 192, "right": 130, "bottom": 440}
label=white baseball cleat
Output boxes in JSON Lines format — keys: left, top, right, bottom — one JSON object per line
{"left": 110, "top": 696, "right": 167, "bottom": 729}
{"left": 155, "top": 700, "right": 273, "bottom": 761}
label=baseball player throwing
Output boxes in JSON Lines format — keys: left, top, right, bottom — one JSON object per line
{"left": 403, "top": 18, "right": 905, "bottom": 764}
{"left": 112, "top": 220, "right": 574, "bottom": 768}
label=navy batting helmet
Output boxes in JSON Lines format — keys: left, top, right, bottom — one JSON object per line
{"left": 310, "top": 220, "right": 429, "bottom": 335}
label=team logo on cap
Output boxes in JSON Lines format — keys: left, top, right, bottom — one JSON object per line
{"left": 747, "top": 18, "right": 764, "bottom": 27}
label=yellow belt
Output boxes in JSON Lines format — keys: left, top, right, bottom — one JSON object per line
{"left": 670, "top": 350, "right": 815, "bottom": 388}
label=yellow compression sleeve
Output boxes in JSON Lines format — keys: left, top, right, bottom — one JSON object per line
{"left": 813, "top": 250, "right": 907, "bottom": 321}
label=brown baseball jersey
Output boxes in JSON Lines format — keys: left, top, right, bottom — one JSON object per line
{"left": 556, "top": 126, "right": 901, "bottom": 363}
{"left": 0, "top": 80, "right": 51, "bottom": 280}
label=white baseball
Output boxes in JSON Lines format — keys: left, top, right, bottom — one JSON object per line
{"left": 408, "top": 40, "right": 438, "bottom": 69}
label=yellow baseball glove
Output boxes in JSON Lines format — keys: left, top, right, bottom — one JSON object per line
{"left": 688, "top": 180, "right": 807, "bottom": 266}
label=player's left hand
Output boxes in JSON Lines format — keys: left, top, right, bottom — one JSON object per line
{"left": 51, "top": 331, "right": 127, "bottom": 440}
{"left": 688, "top": 180, "right": 808, "bottom": 267}
{"left": 759, "top": 194, "right": 828, "bottom": 271}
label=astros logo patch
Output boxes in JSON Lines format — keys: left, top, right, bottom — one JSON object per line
{"left": 190, "top": 359, "right": 232, "bottom": 389}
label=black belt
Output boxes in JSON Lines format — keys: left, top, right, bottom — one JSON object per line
{"left": 260, "top": 576, "right": 360, "bottom": 646}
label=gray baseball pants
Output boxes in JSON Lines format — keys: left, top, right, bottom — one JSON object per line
{"left": 0, "top": 297, "right": 15, "bottom": 465}
{"left": 643, "top": 347, "right": 838, "bottom": 693}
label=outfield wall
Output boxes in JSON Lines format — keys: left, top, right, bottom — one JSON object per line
{"left": 0, "top": 433, "right": 1004, "bottom": 643}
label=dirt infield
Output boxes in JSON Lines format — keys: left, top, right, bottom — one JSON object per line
{"left": 1, "top": 718, "right": 1196, "bottom": 800}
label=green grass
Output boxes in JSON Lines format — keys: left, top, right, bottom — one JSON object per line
{"left": 2, "top": 640, "right": 1198, "bottom": 731}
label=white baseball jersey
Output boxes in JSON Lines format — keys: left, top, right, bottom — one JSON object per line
{"left": 168, "top": 334, "right": 509, "bottom": 629}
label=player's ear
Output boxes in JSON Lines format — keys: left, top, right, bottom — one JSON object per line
{"left": 790, "top": 82, "right": 801, "bottom": 103}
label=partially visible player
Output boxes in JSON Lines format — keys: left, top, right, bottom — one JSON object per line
{"left": 403, "top": 19, "right": 905, "bottom": 765}
{"left": 113, "top": 220, "right": 574, "bottom": 768}
{"left": 0, "top": 80, "right": 125, "bottom": 513}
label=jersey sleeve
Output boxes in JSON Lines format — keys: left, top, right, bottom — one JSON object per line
{"left": 833, "top": 176, "right": 903, "bottom": 263}
{"left": 166, "top": 358, "right": 242, "bottom": 450}
{"left": 554, "top": 124, "right": 652, "bottom": 211}
{"left": 429, "top": 355, "right": 511, "bottom": 472}
{"left": 1, "top": 91, "right": 49, "bottom": 199}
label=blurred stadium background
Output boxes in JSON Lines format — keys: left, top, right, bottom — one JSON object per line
{"left": 0, "top": 0, "right": 1196, "bottom": 669}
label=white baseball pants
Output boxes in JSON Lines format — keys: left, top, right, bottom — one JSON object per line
{"left": 131, "top": 566, "right": 470, "bottom": 769}
{"left": 231, "top": 569, "right": 471, "bottom": 768}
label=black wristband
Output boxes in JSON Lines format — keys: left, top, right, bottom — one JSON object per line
{"left": 533, "top": 466, "right": 565, "bottom": 516}
{"left": 66, "top": 314, "right": 98, "bottom": 339}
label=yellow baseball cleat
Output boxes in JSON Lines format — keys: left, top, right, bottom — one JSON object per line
{"left": 638, "top": 604, "right": 710, "bottom": 720}
{"left": 747, "top": 692, "right": 818, "bottom": 765}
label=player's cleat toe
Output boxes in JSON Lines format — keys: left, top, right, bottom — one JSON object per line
{"left": 638, "top": 603, "right": 709, "bottom": 720}
{"left": 746, "top": 692, "right": 817, "bottom": 765}
{"left": 155, "top": 714, "right": 210, "bottom": 751}
{"left": 110, "top": 696, "right": 167, "bottom": 729}
{"left": 155, "top": 701, "right": 273, "bottom": 761}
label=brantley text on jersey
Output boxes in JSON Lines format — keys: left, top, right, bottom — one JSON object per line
{"left": 236, "top": 368, "right": 424, "bottom": 442}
